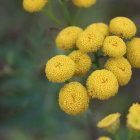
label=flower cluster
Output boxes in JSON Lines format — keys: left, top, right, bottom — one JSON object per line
{"left": 97, "top": 103, "right": 140, "bottom": 139}
{"left": 45, "top": 16, "right": 140, "bottom": 115}
{"left": 23, "top": 0, "right": 96, "bottom": 13}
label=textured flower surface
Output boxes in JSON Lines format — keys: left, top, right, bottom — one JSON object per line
{"left": 97, "top": 113, "right": 121, "bottom": 133}
{"left": 77, "top": 30, "right": 104, "bottom": 52}
{"left": 109, "top": 17, "right": 137, "bottom": 39}
{"left": 56, "top": 26, "right": 83, "bottom": 50}
{"left": 127, "top": 38, "right": 140, "bottom": 68}
{"left": 104, "top": 57, "right": 132, "bottom": 86}
{"left": 59, "top": 82, "right": 89, "bottom": 115}
{"left": 97, "top": 136, "right": 112, "bottom": 140}
{"left": 72, "top": 0, "right": 96, "bottom": 7}
{"left": 69, "top": 50, "right": 92, "bottom": 76}
{"left": 23, "top": 0, "right": 48, "bottom": 12}
{"left": 102, "top": 36, "right": 126, "bottom": 57}
{"left": 45, "top": 55, "right": 75, "bottom": 83}
{"left": 86, "top": 69, "right": 119, "bottom": 100}
{"left": 86, "top": 23, "right": 109, "bottom": 37}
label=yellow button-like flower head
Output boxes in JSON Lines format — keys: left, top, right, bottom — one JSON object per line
{"left": 77, "top": 30, "right": 104, "bottom": 52}
{"left": 109, "top": 17, "right": 137, "bottom": 39}
{"left": 97, "top": 113, "right": 121, "bottom": 133}
{"left": 102, "top": 36, "right": 126, "bottom": 57}
{"left": 127, "top": 113, "right": 140, "bottom": 132}
{"left": 97, "top": 136, "right": 112, "bottom": 140}
{"left": 86, "top": 23, "right": 109, "bottom": 37}
{"left": 69, "top": 50, "right": 92, "bottom": 76}
{"left": 56, "top": 26, "right": 83, "bottom": 50}
{"left": 86, "top": 69, "right": 119, "bottom": 100}
{"left": 59, "top": 82, "right": 89, "bottom": 115}
{"left": 104, "top": 57, "right": 132, "bottom": 86}
{"left": 127, "top": 103, "right": 140, "bottom": 132}
{"left": 23, "top": 0, "right": 48, "bottom": 12}
{"left": 127, "top": 38, "right": 140, "bottom": 68}
{"left": 72, "top": 0, "right": 96, "bottom": 7}
{"left": 45, "top": 55, "right": 75, "bottom": 83}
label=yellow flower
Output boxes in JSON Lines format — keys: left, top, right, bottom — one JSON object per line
{"left": 129, "top": 103, "right": 140, "bottom": 115}
{"left": 45, "top": 55, "right": 75, "bottom": 83}
{"left": 23, "top": 0, "right": 48, "bottom": 12}
{"left": 68, "top": 50, "right": 92, "bottom": 76}
{"left": 127, "top": 103, "right": 140, "bottom": 132}
{"left": 104, "top": 57, "right": 132, "bottom": 86}
{"left": 102, "top": 36, "right": 126, "bottom": 57}
{"left": 127, "top": 38, "right": 140, "bottom": 68}
{"left": 127, "top": 113, "right": 140, "bottom": 132}
{"left": 86, "top": 23, "right": 109, "bottom": 37}
{"left": 56, "top": 26, "right": 83, "bottom": 50}
{"left": 59, "top": 82, "right": 89, "bottom": 115}
{"left": 109, "top": 17, "right": 137, "bottom": 39}
{"left": 86, "top": 69, "right": 119, "bottom": 100}
{"left": 72, "top": 0, "right": 96, "bottom": 7}
{"left": 77, "top": 30, "right": 104, "bottom": 52}
{"left": 97, "top": 113, "right": 121, "bottom": 133}
{"left": 97, "top": 136, "right": 112, "bottom": 140}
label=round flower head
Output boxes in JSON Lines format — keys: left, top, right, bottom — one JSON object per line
{"left": 59, "top": 82, "right": 89, "bottom": 115}
{"left": 45, "top": 55, "right": 75, "bottom": 83}
{"left": 102, "top": 36, "right": 126, "bottom": 57}
{"left": 69, "top": 50, "right": 92, "bottom": 76}
{"left": 129, "top": 103, "right": 140, "bottom": 116}
{"left": 97, "top": 136, "right": 112, "bottom": 140}
{"left": 97, "top": 113, "right": 121, "bottom": 133}
{"left": 77, "top": 30, "right": 104, "bottom": 52}
{"left": 72, "top": 0, "right": 96, "bottom": 7}
{"left": 104, "top": 57, "right": 132, "bottom": 86}
{"left": 127, "top": 113, "right": 140, "bottom": 132}
{"left": 86, "top": 69, "right": 119, "bottom": 100}
{"left": 23, "top": 0, "right": 48, "bottom": 12}
{"left": 56, "top": 26, "right": 83, "bottom": 50}
{"left": 86, "top": 23, "right": 109, "bottom": 37}
{"left": 127, "top": 38, "right": 140, "bottom": 68}
{"left": 109, "top": 17, "right": 137, "bottom": 39}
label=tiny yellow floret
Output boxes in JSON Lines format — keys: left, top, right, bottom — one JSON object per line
{"left": 86, "top": 23, "right": 109, "bottom": 37}
{"left": 77, "top": 30, "right": 104, "bottom": 52}
{"left": 45, "top": 55, "right": 75, "bottom": 83}
{"left": 109, "top": 17, "right": 137, "bottom": 39}
{"left": 59, "top": 82, "right": 89, "bottom": 115}
{"left": 56, "top": 26, "right": 83, "bottom": 50}
{"left": 97, "top": 136, "right": 112, "bottom": 140}
{"left": 69, "top": 50, "right": 92, "bottom": 76}
{"left": 104, "top": 57, "right": 132, "bottom": 86}
{"left": 102, "top": 36, "right": 126, "bottom": 57}
{"left": 72, "top": 0, "right": 96, "bottom": 8}
{"left": 97, "top": 113, "right": 121, "bottom": 133}
{"left": 86, "top": 69, "right": 119, "bottom": 100}
{"left": 23, "top": 0, "right": 48, "bottom": 12}
{"left": 127, "top": 38, "right": 140, "bottom": 68}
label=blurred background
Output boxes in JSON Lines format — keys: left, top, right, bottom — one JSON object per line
{"left": 0, "top": 0, "right": 140, "bottom": 140}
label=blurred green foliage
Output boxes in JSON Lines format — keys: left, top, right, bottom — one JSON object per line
{"left": 0, "top": 0, "right": 140, "bottom": 140}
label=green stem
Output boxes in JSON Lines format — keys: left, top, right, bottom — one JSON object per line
{"left": 59, "top": 0, "right": 72, "bottom": 25}
{"left": 127, "top": 130, "right": 133, "bottom": 140}
{"left": 42, "top": 9, "right": 64, "bottom": 27}
{"left": 73, "top": 8, "right": 82, "bottom": 25}
{"left": 113, "top": 132, "right": 121, "bottom": 140}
